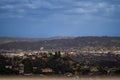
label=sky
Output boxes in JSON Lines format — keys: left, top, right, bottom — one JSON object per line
{"left": 0, "top": 0, "right": 120, "bottom": 38}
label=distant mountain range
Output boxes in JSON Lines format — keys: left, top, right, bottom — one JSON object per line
{"left": 0, "top": 36, "right": 74, "bottom": 44}
{"left": 0, "top": 36, "right": 120, "bottom": 50}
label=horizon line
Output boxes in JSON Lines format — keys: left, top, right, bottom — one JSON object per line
{"left": 0, "top": 35, "right": 120, "bottom": 39}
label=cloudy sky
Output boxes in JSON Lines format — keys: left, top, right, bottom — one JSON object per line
{"left": 0, "top": 0, "right": 120, "bottom": 38}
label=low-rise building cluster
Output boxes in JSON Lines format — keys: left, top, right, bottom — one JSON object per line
{"left": 0, "top": 49, "right": 120, "bottom": 76}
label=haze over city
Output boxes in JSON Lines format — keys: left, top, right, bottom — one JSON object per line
{"left": 0, "top": 0, "right": 120, "bottom": 38}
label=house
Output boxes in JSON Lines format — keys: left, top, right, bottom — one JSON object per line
{"left": 41, "top": 68, "right": 54, "bottom": 73}
{"left": 19, "top": 63, "right": 24, "bottom": 74}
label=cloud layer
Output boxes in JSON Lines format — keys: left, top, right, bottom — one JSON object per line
{"left": 0, "top": 0, "right": 120, "bottom": 19}
{"left": 0, "top": 0, "right": 120, "bottom": 37}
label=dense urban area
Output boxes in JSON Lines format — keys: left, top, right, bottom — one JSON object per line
{"left": 0, "top": 37, "right": 120, "bottom": 76}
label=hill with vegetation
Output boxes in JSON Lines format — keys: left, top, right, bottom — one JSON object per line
{"left": 0, "top": 36, "right": 120, "bottom": 50}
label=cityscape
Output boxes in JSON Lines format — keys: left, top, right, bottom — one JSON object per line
{"left": 0, "top": 37, "right": 120, "bottom": 77}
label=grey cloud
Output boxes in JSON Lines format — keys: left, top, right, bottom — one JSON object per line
{"left": 0, "top": 0, "right": 120, "bottom": 19}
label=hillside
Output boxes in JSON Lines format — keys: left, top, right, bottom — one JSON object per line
{"left": 0, "top": 36, "right": 120, "bottom": 50}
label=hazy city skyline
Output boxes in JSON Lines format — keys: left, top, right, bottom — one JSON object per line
{"left": 0, "top": 0, "right": 120, "bottom": 38}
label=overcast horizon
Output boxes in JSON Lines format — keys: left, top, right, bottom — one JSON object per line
{"left": 0, "top": 0, "right": 120, "bottom": 38}
{"left": 0, "top": 35, "right": 120, "bottom": 39}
